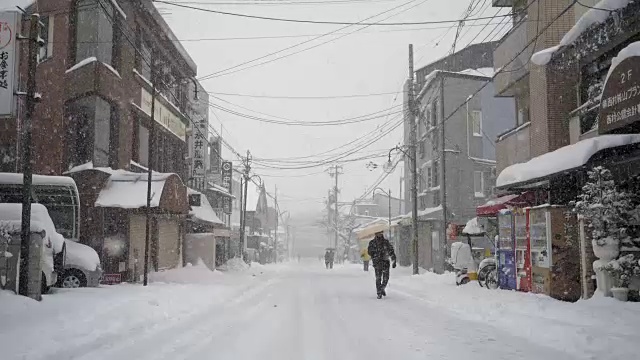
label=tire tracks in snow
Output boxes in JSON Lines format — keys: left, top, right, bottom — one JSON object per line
{"left": 45, "top": 277, "right": 279, "bottom": 360}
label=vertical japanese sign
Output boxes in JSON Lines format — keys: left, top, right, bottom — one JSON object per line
{"left": 209, "top": 136, "right": 221, "bottom": 174}
{"left": 190, "top": 122, "right": 207, "bottom": 179}
{"left": 221, "top": 161, "right": 232, "bottom": 214}
{"left": 0, "top": 12, "right": 18, "bottom": 117}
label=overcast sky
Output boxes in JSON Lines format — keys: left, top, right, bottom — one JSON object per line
{"left": 160, "top": 0, "right": 510, "bottom": 224}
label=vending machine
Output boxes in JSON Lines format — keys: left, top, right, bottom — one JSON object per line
{"left": 514, "top": 208, "right": 531, "bottom": 292}
{"left": 528, "top": 205, "right": 581, "bottom": 301}
{"left": 497, "top": 210, "right": 517, "bottom": 290}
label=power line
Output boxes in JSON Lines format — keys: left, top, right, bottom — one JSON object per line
{"left": 159, "top": 0, "right": 397, "bottom": 5}
{"left": 210, "top": 90, "right": 402, "bottom": 99}
{"left": 156, "top": 0, "right": 515, "bottom": 26}
{"left": 197, "top": 0, "right": 429, "bottom": 80}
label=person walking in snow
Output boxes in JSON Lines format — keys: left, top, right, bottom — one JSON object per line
{"left": 324, "top": 249, "right": 334, "bottom": 269}
{"left": 360, "top": 247, "right": 371, "bottom": 272}
{"left": 367, "top": 231, "right": 397, "bottom": 299}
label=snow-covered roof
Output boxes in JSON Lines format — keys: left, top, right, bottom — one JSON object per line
{"left": 0, "top": 172, "right": 77, "bottom": 187}
{"left": 96, "top": 178, "right": 166, "bottom": 209}
{"left": 497, "top": 134, "right": 640, "bottom": 188}
{"left": 462, "top": 217, "right": 484, "bottom": 235}
{"left": 531, "top": 0, "right": 633, "bottom": 66}
{"left": 457, "top": 67, "right": 494, "bottom": 78}
{"left": 66, "top": 57, "right": 97, "bottom": 74}
{"left": 187, "top": 188, "right": 223, "bottom": 226}
{"left": 207, "top": 182, "right": 234, "bottom": 198}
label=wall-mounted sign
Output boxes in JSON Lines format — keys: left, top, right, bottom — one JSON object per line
{"left": 140, "top": 88, "right": 186, "bottom": 141}
{"left": 209, "top": 136, "right": 221, "bottom": 175}
{"left": 0, "top": 12, "right": 18, "bottom": 117}
{"left": 599, "top": 56, "right": 640, "bottom": 134}
{"left": 221, "top": 161, "right": 232, "bottom": 214}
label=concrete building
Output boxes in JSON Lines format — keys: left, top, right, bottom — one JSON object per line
{"left": 403, "top": 42, "right": 515, "bottom": 270}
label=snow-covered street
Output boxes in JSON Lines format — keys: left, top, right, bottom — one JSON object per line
{"left": 2, "top": 261, "right": 639, "bottom": 360}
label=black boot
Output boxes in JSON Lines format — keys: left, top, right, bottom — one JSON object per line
{"left": 377, "top": 293, "right": 382, "bottom": 299}
{"left": 382, "top": 289, "right": 386, "bottom": 297}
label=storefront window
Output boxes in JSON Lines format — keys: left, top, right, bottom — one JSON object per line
{"left": 75, "top": 0, "right": 115, "bottom": 66}
{"left": 66, "top": 96, "right": 115, "bottom": 168}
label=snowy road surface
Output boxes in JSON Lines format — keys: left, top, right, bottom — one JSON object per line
{"left": 2, "top": 261, "right": 639, "bottom": 360}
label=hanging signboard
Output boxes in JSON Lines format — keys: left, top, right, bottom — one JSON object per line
{"left": 140, "top": 89, "right": 187, "bottom": 140}
{"left": 221, "top": 161, "right": 233, "bottom": 214}
{"left": 599, "top": 56, "right": 640, "bottom": 134}
{"left": 209, "top": 136, "right": 221, "bottom": 175}
{"left": 0, "top": 12, "right": 18, "bottom": 117}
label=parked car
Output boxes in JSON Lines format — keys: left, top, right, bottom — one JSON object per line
{"left": 0, "top": 203, "right": 61, "bottom": 293}
{"left": 58, "top": 239, "right": 102, "bottom": 288}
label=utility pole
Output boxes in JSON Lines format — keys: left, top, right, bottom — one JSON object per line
{"left": 327, "top": 165, "right": 342, "bottom": 250}
{"left": 326, "top": 189, "right": 332, "bottom": 247}
{"left": 409, "top": 44, "right": 419, "bottom": 275}
{"left": 439, "top": 76, "right": 447, "bottom": 274}
{"left": 274, "top": 185, "right": 278, "bottom": 263}
{"left": 143, "top": 58, "right": 157, "bottom": 286}
{"left": 18, "top": 14, "right": 41, "bottom": 297}
{"left": 239, "top": 150, "right": 252, "bottom": 256}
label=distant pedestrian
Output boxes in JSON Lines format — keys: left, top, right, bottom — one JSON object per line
{"left": 324, "top": 249, "right": 334, "bottom": 269}
{"left": 367, "top": 231, "right": 397, "bottom": 299}
{"left": 360, "top": 248, "right": 371, "bottom": 272}
{"left": 297, "top": 254, "right": 301, "bottom": 262}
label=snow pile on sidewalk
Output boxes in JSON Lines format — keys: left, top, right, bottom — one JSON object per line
{"left": 150, "top": 260, "right": 221, "bottom": 284}
{"left": 393, "top": 271, "right": 640, "bottom": 360}
{"left": 218, "top": 257, "right": 250, "bottom": 272}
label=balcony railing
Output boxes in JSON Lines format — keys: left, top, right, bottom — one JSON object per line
{"left": 493, "top": 19, "right": 533, "bottom": 96}
{"left": 496, "top": 122, "right": 531, "bottom": 174}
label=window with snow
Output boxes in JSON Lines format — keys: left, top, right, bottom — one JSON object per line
{"left": 38, "top": 16, "right": 54, "bottom": 63}
{"left": 75, "top": 0, "right": 117, "bottom": 68}
{"left": 471, "top": 110, "right": 482, "bottom": 137}
{"left": 474, "top": 171, "right": 484, "bottom": 198}
{"left": 65, "top": 96, "right": 116, "bottom": 168}
{"left": 138, "top": 124, "right": 149, "bottom": 167}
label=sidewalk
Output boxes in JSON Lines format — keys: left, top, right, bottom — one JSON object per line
{"left": 391, "top": 268, "right": 640, "bottom": 360}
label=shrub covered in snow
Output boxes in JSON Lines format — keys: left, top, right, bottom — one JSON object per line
{"left": 599, "top": 254, "right": 640, "bottom": 287}
{"left": 572, "top": 167, "right": 636, "bottom": 249}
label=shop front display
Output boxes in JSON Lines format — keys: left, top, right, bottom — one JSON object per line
{"left": 528, "top": 205, "right": 581, "bottom": 301}
{"left": 497, "top": 210, "right": 517, "bottom": 290}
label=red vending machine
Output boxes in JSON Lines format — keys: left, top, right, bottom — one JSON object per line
{"left": 514, "top": 208, "right": 531, "bottom": 292}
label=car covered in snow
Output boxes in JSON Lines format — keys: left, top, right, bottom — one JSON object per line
{"left": 0, "top": 203, "right": 61, "bottom": 293}
{"left": 58, "top": 239, "right": 102, "bottom": 288}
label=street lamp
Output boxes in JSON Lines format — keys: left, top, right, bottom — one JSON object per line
{"left": 388, "top": 144, "right": 418, "bottom": 275}
{"left": 372, "top": 187, "right": 392, "bottom": 244}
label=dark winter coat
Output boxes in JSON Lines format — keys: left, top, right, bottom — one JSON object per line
{"left": 367, "top": 235, "right": 396, "bottom": 264}
{"left": 324, "top": 251, "right": 333, "bottom": 262}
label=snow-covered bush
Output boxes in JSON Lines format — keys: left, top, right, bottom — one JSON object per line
{"left": 572, "top": 167, "right": 636, "bottom": 249}
{"left": 599, "top": 254, "right": 640, "bottom": 288}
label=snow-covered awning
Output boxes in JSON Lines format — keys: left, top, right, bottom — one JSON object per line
{"left": 476, "top": 192, "right": 535, "bottom": 217}
{"left": 187, "top": 188, "right": 223, "bottom": 226}
{"left": 496, "top": 134, "right": 640, "bottom": 189}
{"left": 95, "top": 170, "right": 174, "bottom": 209}
{"left": 207, "top": 182, "right": 235, "bottom": 199}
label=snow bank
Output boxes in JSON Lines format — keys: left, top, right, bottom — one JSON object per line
{"left": 150, "top": 260, "right": 221, "bottom": 284}
{"left": 394, "top": 271, "right": 640, "bottom": 360}
{"left": 497, "top": 134, "right": 640, "bottom": 187}
{"left": 218, "top": 257, "right": 250, "bottom": 272}
{"left": 64, "top": 240, "right": 100, "bottom": 271}
{"left": 531, "top": 0, "right": 633, "bottom": 65}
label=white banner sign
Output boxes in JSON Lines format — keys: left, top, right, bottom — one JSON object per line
{"left": 140, "top": 88, "right": 187, "bottom": 141}
{"left": 0, "top": 12, "right": 18, "bottom": 117}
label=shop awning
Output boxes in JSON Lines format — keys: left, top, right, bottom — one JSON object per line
{"left": 476, "top": 193, "right": 534, "bottom": 217}
{"left": 496, "top": 134, "right": 640, "bottom": 189}
{"left": 187, "top": 188, "right": 224, "bottom": 226}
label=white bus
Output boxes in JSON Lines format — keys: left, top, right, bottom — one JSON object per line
{"left": 0, "top": 173, "right": 81, "bottom": 241}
